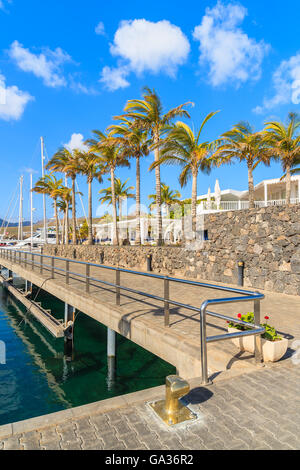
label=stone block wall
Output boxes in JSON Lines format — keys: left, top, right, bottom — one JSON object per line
{"left": 43, "top": 205, "right": 300, "bottom": 295}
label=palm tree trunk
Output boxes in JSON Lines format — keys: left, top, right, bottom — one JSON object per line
{"left": 191, "top": 169, "right": 198, "bottom": 238}
{"left": 154, "top": 131, "right": 163, "bottom": 246}
{"left": 111, "top": 167, "right": 119, "bottom": 245}
{"left": 286, "top": 164, "right": 292, "bottom": 205}
{"left": 62, "top": 213, "right": 65, "bottom": 245}
{"left": 65, "top": 203, "right": 69, "bottom": 245}
{"left": 248, "top": 164, "right": 255, "bottom": 209}
{"left": 71, "top": 176, "right": 77, "bottom": 245}
{"left": 54, "top": 199, "right": 59, "bottom": 245}
{"left": 88, "top": 177, "right": 93, "bottom": 245}
{"left": 135, "top": 156, "right": 141, "bottom": 245}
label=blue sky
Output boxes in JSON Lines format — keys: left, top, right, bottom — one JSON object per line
{"left": 0, "top": 0, "right": 299, "bottom": 222}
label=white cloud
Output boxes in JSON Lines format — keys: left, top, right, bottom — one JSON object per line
{"left": 100, "top": 66, "right": 130, "bottom": 91}
{"left": 8, "top": 40, "right": 71, "bottom": 88}
{"left": 193, "top": 1, "right": 269, "bottom": 87}
{"left": 95, "top": 21, "right": 105, "bottom": 35}
{"left": 100, "top": 19, "right": 190, "bottom": 91}
{"left": 64, "top": 133, "right": 88, "bottom": 152}
{"left": 0, "top": 73, "right": 33, "bottom": 121}
{"left": 254, "top": 53, "right": 300, "bottom": 114}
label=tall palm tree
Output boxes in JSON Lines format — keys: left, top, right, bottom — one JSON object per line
{"left": 46, "top": 148, "right": 82, "bottom": 244}
{"left": 99, "top": 177, "right": 135, "bottom": 220}
{"left": 86, "top": 131, "right": 130, "bottom": 245}
{"left": 263, "top": 113, "right": 300, "bottom": 205}
{"left": 150, "top": 113, "right": 219, "bottom": 236}
{"left": 77, "top": 151, "right": 103, "bottom": 245}
{"left": 32, "top": 175, "right": 63, "bottom": 244}
{"left": 214, "top": 122, "right": 270, "bottom": 209}
{"left": 108, "top": 118, "right": 149, "bottom": 245}
{"left": 148, "top": 183, "right": 182, "bottom": 218}
{"left": 120, "top": 87, "right": 192, "bottom": 245}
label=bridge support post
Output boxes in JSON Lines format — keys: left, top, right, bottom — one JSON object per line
{"left": 64, "top": 303, "right": 75, "bottom": 361}
{"left": 25, "top": 280, "right": 32, "bottom": 296}
{"left": 107, "top": 328, "right": 116, "bottom": 389}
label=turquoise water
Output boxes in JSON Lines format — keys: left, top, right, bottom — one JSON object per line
{"left": 0, "top": 277, "right": 175, "bottom": 426}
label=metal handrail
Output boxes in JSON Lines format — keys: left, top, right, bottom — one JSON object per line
{"left": 0, "top": 248, "right": 265, "bottom": 384}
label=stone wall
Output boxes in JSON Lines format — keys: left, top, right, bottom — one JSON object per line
{"left": 44, "top": 205, "right": 300, "bottom": 295}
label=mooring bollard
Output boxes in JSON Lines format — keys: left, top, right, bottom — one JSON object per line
{"left": 150, "top": 375, "right": 195, "bottom": 426}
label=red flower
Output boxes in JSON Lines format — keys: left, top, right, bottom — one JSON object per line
{"left": 237, "top": 314, "right": 242, "bottom": 319}
{"left": 264, "top": 316, "right": 269, "bottom": 320}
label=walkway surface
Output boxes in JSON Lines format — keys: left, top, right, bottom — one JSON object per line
{"left": 1, "top": 361, "right": 299, "bottom": 450}
{"left": 0, "top": 252, "right": 299, "bottom": 378}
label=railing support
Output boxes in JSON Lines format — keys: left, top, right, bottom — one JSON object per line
{"left": 116, "top": 269, "right": 120, "bottom": 306}
{"left": 51, "top": 257, "right": 55, "bottom": 279}
{"left": 164, "top": 277, "right": 170, "bottom": 327}
{"left": 66, "top": 260, "right": 70, "bottom": 285}
{"left": 32, "top": 253, "right": 34, "bottom": 271}
{"left": 86, "top": 263, "right": 90, "bottom": 293}
{"left": 254, "top": 298, "right": 263, "bottom": 364}
{"left": 200, "top": 302, "right": 209, "bottom": 385}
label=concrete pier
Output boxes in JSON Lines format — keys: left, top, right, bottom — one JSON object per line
{"left": 0, "top": 252, "right": 297, "bottom": 379}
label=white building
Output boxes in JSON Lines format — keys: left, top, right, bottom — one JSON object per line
{"left": 197, "top": 176, "right": 300, "bottom": 212}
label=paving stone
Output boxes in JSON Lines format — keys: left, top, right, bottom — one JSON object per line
{"left": 40, "top": 440, "right": 61, "bottom": 450}
{"left": 2, "top": 436, "right": 23, "bottom": 450}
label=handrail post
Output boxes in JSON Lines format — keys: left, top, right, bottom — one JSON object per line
{"left": 32, "top": 253, "right": 34, "bottom": 271}
{"left": 24, "top": 252, "right": 27, "bottom": 268}
{"left": 116, "top": 269, "right": 120, "bottom": 306}
{"left": 164, "top": 276, "right": 170, "bottom": 327}
{"left": 254, "top": 298, "right": 263, "bottom": 364}
{"left": 86, "top": 263, "right": 90, "bottom": 293}
{"left": 14, "top": 250, "right": 16, "bottom": 263}
{"left": 200, "top": 302, "right": 209, "bottom": 385}
{"left": 19, "top": 251, "right": 21, "bottom": 265}
{"left": 66, "top": 260, "right": 69, "bottom": 285}
{"left": 40, "top": 254, "right": 43, "bottom": 275}
{"left": 51, "top": 257, "right": 55, "bottom": 279}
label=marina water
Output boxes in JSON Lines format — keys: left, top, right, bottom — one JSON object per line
{"left": 0, "top": 277, "right": 175, "bottom": 426}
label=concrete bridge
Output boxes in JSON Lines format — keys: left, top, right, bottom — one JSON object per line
{"left": 0, "top": 248, "right": 267, "bottom": 381}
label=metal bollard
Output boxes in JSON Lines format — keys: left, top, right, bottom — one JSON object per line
{"left": 100, "top": 252, "right": 104, "bottom": 264}
{"left": 150, "top": 375, "right": 195, "bottom": 426}
{"left": 237, "top": 261, "right": 245, "bottom": 287}
{"left": 146, "top": 254, "right": 152, "bottom": 272}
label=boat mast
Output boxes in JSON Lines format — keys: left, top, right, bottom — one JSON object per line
{"left": 18, "top": 176, "right": 23, "bottom": 241}
{"left": 30, "top": 173, "right": 33, "bottom": 250}
{"left": 41, "top": 137, "right": 47, "bottom": 243}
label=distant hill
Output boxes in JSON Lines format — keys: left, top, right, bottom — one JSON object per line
{"left": 0, "top": 218, "right": 31, "bottom": 228}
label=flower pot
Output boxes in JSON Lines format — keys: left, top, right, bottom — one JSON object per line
{"left": 228, "top": 327, "right": 288, "bottom": 362}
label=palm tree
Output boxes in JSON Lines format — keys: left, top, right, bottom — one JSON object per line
{"left": 46, "top": 148, "right": 82, "bottom": 244}
{"left": 77, "top": 151, "right": 103, "bottom": 245}
{"left": 86, "top": 131, "right": 130, "bottom": 245}
{"left": 57, "top": 187, "right": 72, "bottom": 244}
{"left": 150, "top": 113, "right": 219, "bottom": 236}
{"left": 120, "top": 87, "right": 192, "bottom": 245}
{"left": 148, "top": 183, "right": 182, "bottom": 218}
{"left": 263, "top": 113, "right": 300, "bottom": 205}
{"left": 214, "top": 122, "right": 270, "bottom": 209}
{"left": 99, "top": 177, "right": 135, "bottom": 220}
{"left": 108, "top": 118, "right": 149, "bottom": 245}
{"left": 32, "top": 175, "right": 63, "bottom": 244}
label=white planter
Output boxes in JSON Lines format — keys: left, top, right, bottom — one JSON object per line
{"left": 228, "top": 327, "right": 288, "bottom": 363}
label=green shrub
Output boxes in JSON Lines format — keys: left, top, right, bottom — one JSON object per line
{"left": 228, "top": 312, "right": 282, "bottom": 342}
